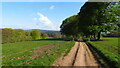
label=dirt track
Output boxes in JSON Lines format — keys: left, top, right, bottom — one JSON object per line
{"left": 52, "top": 42, "right": 100, "bottom": 67}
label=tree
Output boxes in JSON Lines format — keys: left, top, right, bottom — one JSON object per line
{"left": 60, "top": 2, "right": 119, "bottom": 41}
{"left": 31, "top": 30, "right": 41, "bottom": 40}
{"left": 52, "top": 33, "right": 62, "bottom": 38}
{"left": 2, "top": 28, "right": 41, "bottom": 43}
{"left": 78, "top": 2, "right": 119, "bottom": 40}
{"left": 60, "top": 15, "right": 79, "bottom": 41}
{"left": 2, "top": 28, "right": 15, "bottom": 43}
{"left": 41, "top": 33, "right": 48, "bottom": 39}
{"left": 25, "top": 31, "right": 32, "bottom": 41}
{"left": 15, "top": 29, "right": 26, "bottom": 41}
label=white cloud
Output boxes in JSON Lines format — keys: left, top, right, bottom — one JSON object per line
{"left": 49, "top": 5, "right": 55, "bottom": 10}
{"left": 37, "top": 12, "right": 57, "bottom": 30}
{"left": 32, "top": 17, "right": 37, "bottom": 22}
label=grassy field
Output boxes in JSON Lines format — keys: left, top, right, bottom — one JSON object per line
{"left": 88, "top": 37, "right": 119, "bottom": 68}
{"left": 2, "top": 39, "right": 74, "bottom": 66}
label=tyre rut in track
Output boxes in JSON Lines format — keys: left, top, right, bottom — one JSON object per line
{"left": 52, "top": 42, "right": 100, "bottom": 67}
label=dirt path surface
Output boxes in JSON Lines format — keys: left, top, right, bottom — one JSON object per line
{"left": 52, "top": 42, "right": 100, "bottom": 67}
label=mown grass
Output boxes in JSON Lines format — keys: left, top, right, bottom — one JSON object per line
{"left": 88, "top": 37, "right": 119, "bottom": 68}
{"left": 2, "top": 40, "right": 74, "bottom": 66}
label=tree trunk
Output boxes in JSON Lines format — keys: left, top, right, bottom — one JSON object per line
{"left": 72, "top": 37, "right": 74, "bottom": 41}
{"left": 97, "top": 32, "right": 101, "bottom": 40}
{"left": 72, "top": 35, "right": 75, "bottom": 41}
{"left": 93, "top": 33, "right": 96, "bottom": 39}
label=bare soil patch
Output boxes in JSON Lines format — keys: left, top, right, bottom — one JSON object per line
{"left": 30, "top": 45, "right": 55, "bottom": 59}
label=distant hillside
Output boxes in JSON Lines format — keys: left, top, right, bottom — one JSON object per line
{"left": 26, "top": 29, "right": 60, "bottom": 33}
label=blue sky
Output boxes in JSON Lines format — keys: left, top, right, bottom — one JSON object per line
{"left": 1, "top": 2, "right": 85, "bottom": 30}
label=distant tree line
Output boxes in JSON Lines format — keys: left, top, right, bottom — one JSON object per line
{"left": 103, "top": 31, "right": 120, "bottom": 37}
{"left": 60, "top": 2, "right": 119, "bottom": 41}
{"left": 42, "top": 32, "right": 62, "bottom": 38}
{"left": 2, "top": 28, "right": 62, "bottom": 43}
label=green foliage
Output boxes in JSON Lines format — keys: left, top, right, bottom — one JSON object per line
{"left": 52, "top": 33, "right": 62, "bottom": 38}
{"left": 2, "top": 28, "right": 42, "bottom": 43}
{"left": 60, "top": 15, "right": 79, "bottom": 40}
{"left": 78, "top": 2, "right": 119, "bottom": 40}
{"left": 2, "top": 28, "right": 32, "bottom": 43}
{"left": 2, "top": 28, "right": 15, "bottom": 43}
{"left": 60, "top": 2, "right": 119, "bottom": 40}
{"left": 41, "top": 33, "right": 48, "bottom": 39}
{"left": 31, "top": 30, "right": 41, "bottom": 40}
{"left": 83, "top": 37, "right": 90, "bottom": 42}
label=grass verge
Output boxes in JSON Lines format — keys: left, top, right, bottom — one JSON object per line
{"left": 86, "top": 37, "right": 119, "bottom": 68}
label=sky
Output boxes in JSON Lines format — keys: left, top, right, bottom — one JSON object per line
{"left": 1, "top": 2, "right": 86, "bottom": 30}
{"left": 1, "top": 0, "right": 87, "bottom": 2}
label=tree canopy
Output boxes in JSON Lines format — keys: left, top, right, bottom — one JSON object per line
{"left": 60, "top": 2, "right": 119, "bottom": 40}
{"left": 60, "top": 15, "right": 79, "bottom": 40}
{"left": 31, "top": 30, "right": 41, "bottom": 40}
